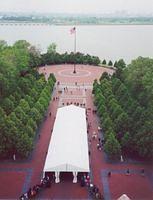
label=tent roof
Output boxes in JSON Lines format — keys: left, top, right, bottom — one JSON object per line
{"left": 43, "top": 105, "right": 90, "bottom": 172}
{"left": 117, "top": 194, "right": 131, "bottom": 200}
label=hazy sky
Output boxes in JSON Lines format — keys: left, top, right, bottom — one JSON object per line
{"left": 0, "top": 0, "right": 153, "bottom": 14}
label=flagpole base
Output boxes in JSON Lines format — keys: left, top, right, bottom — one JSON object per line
{"left": 73, "top": 64, "right": 76, "bottom": 74}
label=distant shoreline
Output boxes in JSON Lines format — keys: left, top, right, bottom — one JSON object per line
{"left": 0, "top": 22, "right": 153, "bottom": 26}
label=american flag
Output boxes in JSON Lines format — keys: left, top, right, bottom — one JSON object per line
{"left": 70, "top": 27, "right": 76, "bottom": 34}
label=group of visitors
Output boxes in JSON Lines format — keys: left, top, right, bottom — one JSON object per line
{"left": 126, "top": 168, "right": 145, "bottom": 176}
{"left": 62, "top": 102, "right": 86, "bottom": 107}
{"left": 53, "top": 96, "right": 59, "bottom": 101}
{"left": 80, "top": 174, "right": 104, "bottom": 200}
{"left": 84, "top": 109, "right": 105, "bottom": 199}
{"left": 90, "top": 130, "right": 104, "bottom": 151}
{"left": 63, "top": 87, "right": 68, "bottom": 92}
{"left": 92, "top": 109, "right": 97, "bottom": 114}
{"left": 107, "top": 168, "right": 145, "bottom": 177}
{"left": 19, "top": 176, "right": 51, "bottom": 200}
{"left": 89, "top": 184, "right": 104, "bottom": 200}
{"left": 97, "top": 138, "right": 105, "bottom": 151}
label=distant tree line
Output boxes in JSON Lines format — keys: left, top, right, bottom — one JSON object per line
{"left": 40, "top": 51, "right": 101, "bottom": 66}
{"left": 37, "top": 43, "right": 100, "bottom": 66}
{"left": 1, "top": 15, "right": 153, "bottom": 25}
{"left": 0, "top": 40, "right": 56, "bottom": 158}
{"left": 93, "top": 57, "right": 153, "bottom": 160}
{"left": 40, "top": 43, "right": 125, "bottom": 68}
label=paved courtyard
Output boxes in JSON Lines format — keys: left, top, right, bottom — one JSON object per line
{"left": 0, "top": 64, "right": 153, "bottom": 199}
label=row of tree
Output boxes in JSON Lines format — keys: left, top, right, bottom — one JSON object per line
{"left": 40, "top": 51, "right": 101, "bottom": 66}
{"left": 101, "top": 58, "right": 126, "bottom": 68}
{"left": 43, "top": 44, "right": 126, "bottom": 68}
{"left": 0, "top": 40, "right": 56, "bottom": 158}
{"left": 93, "top": 79, "right": 123, "bottom": 159}
{"left": 0, "top": 73, "right": 55, "bottom": 158}
{"left": 93, "top": 57, "right": 153, "bottom": 159}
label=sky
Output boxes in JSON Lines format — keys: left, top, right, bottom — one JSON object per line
{"left": 0, "top": 0, "right": 153, "bottom": 15}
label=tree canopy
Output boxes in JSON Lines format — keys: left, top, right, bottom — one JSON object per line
{"left": 93, "top": 57, "right": 153, "bottom": 159}
{"left": 0, "top": 41, "right": 56, "bottom": 158}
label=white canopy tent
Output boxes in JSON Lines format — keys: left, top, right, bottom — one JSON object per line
{"left": 43, "top": 105, "right": 90, "bottom": 183}
{"left": 117, "top": 194, "right": 131, "bottom": 200}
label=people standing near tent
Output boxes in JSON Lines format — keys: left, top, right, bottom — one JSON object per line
{"left": 108, "top": 171, "right": 111, "bottom": 177}
{"left": 141, "top": 169, "right": 145, "bottom": 176}
{"left": 13, "top": 153, "right": 16, "bottom": 161}
{"left": 92, "top": 131, "right": 97, "bottom": 139}
{"left": 126, "top": 169, "right": 130, "bottom": 175}
{"left": 80, "top": 176, "right": 85, "bottom": 187}
{"left": 86, "top": 175, "right": 91, "bottom": 186}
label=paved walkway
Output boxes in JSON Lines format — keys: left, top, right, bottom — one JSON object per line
{"left": 0, "top": 64, "right": 153, "bottom": 199}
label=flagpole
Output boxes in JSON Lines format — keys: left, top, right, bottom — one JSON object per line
{"left": 73, "top": 27, "right": 76, "bottom": 73}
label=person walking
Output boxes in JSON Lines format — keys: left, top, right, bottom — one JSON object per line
{"left": 141, "top": 169, "right": 145, "bottom": 176}
{"left": 13, "top": 154, "right": 16, "bottom": 161}
{"left": 126, "top": 169, "right": 130, "bottom": 175}
{"left": 108, "top": 171, "right": 111, "bottom": 177}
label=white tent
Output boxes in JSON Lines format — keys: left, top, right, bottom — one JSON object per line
{"left": 43, "top": 105, "right": 90, "bottom": 183}
{"left": 117, "top": 194, "right": 131, "bottom": 200}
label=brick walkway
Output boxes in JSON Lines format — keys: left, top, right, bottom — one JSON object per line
{"left": 0, "top": 64, "right": 153, "bottom": 200}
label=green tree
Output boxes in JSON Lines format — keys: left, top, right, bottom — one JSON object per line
{"left": 35, "top": 101, "right": 45, "bottom": 114}
{"left": 104, "top": 132, "right": 121, "bottom": 159}
{"left": 38, "top": 97, "right": 48, "bottom": 109}
{"left": 49, "top": 73, "right": 56, "bottom": 83}
{"left": 125, "top": 57, "right": 153, "bottom": 106}
{"left": 13, "top": 40, "right": 30, "bottom": 49}
{"left": 108, "top": 60, "right": 113, "bottom": 66}
{"left": 2, "top": 97, "right": 15, "bottom": 115}
{"left": 19, "top": 99, "right": 30, "bottom": 114}
{"left": 18, "top": 77, "right": 32, "bottom": 95}
{"left": 25, "top": 125, "right": 35, "bottom": 138}
{"left": 0, "top": 108, "right": 6, "bottom": 155}
{"left": 0, "top": 40, "right": 7, "bottom": 50}
{"left": 114, "top": 61, "right": 118, "bottom": 68}
{"left": 0, "top": 73, "right": 9, "bottom": 98}
{"left": 24, "top": 95, "right": 34, "bottom": 107}
{"left": 121, "top": 132, "right": 130, "bottom": 149}
{"left": 16, "top": 133, "right": 33, "bottom": 158}
{"left": 29, "top": 88, "right": 39, "bottom": 101}
{"left": 102, "top": 59, "right": 106, "bottom": 65}
{"left": 2, "top": 118, "right": 19, "bottom": 156}
{"left": 100, "top": 72, "right": 110, "bottom": 81}
{"left": 115, "top": 59, "right": 126, "bottom": 69}
{"left": 114, "top": 112, "right": 129, "bottom": 133}
{"left": 29, "top": 107, "right": 42, "bottom": 125}
{"left": 9, "top": 95, "right": 17, "bottom": 107}
{"left": 102, "top": 117, "right": 114, "bottom": 132}
{"left": 47, "top": 43, "right": 57, "bottom": 54}
{"left": 98, "top": 105, "right": 107, "bottom": 118}
{"left": 27, "top": 118, "right": 37, "bottom": 131}
{"left": 9, "top": 112, "right": 24, "bottom": 132}
{"left": 29, "top": 45, "right": 41, "bottom": 68}
{"left": 14, "top": 106, "right": 28, "bottom": 124}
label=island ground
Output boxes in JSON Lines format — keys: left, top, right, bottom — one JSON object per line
{"left": 0, "top": 64, "right": 152, "bottom": 199}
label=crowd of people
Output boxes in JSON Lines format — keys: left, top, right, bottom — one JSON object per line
{"left": 89, "top": 184, "right": 104, "bottom": 200}
{"left": 80, "top": 174, "right": 104, "bottom": 200}
{"left": 19, "top": 176, "right": 51, "bottom": 200}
